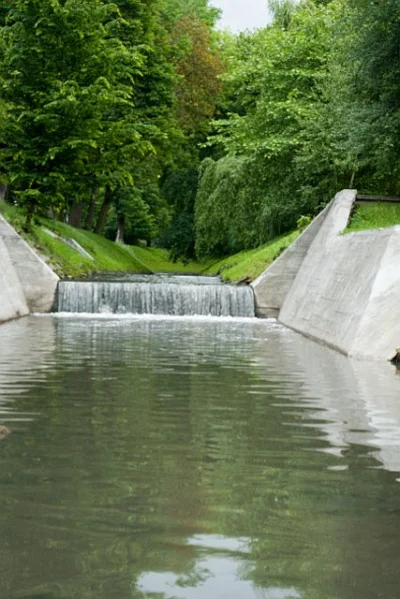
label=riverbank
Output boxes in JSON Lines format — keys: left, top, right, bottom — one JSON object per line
{"left": 0, "top": 213, "right": 58, "bottom": 323}
{"left": 0, "top": 201, "right": 206, "bottom": 278}
{"left": 253, "top": 190, "right": 400, "bottom": 360}
{"left": 0, "top": 200, "right": 299, "bottom": 283}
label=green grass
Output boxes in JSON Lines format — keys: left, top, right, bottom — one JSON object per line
{"left": 42, "top": 220, "right": 149, "bottom": 274}
{"left": 0, "top": 201, "right": 148, "bottom": 277}
{"left": 126, "top": 246, "right": 215, "bottom": 274}
{"left": 0, "top": 201, "right": 215, "bottom": 278}
{"left": 346, "top": 202, "right": 400, "bottom": 233}
{"left": 203, "top": 230, "right": 301, "bottom": 282}
{"left": 0, "top": 200, "right": 301, "bottom": 281}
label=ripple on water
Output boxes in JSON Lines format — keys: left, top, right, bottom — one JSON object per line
{"left": 0, "top": 315, "right": 400, "bottom": 599}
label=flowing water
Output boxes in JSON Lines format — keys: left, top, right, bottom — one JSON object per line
{"left": 57, "top": 275, "right": 255, "bottom": 317}
{"left": 1, "top": 313, "right": 400, "bottom": 599}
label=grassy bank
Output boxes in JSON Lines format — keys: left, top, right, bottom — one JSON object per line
{"left": 204, "top": 230, "right": 301, "bottom": 281}
{"left": 346, "top": 202, "right": 400, "bottom": 233}
{"left": 0, "top": 200, "right": 300, "bottom": 281}
{"left": 0, "top": 201, "right": 211, "bottom": 278}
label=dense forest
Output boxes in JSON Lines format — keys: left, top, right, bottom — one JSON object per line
{"left": 0, "top": 0, "right": 399, "bottom": 260}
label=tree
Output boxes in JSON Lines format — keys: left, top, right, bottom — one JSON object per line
{"left": 156, "top": 0, "right": 225, "bottom": 260}
{"left": 159, "top": 167, "right": 198, "bottom": 260}
{"left": 91, "top": 0, "right": 179, "bottom": 238}
{"left": 338, "top": 0, "right": 400, "bottom": 192}
{"left": 194, "top": 0, "right": 341, "bottom": 257}
{"left": 0, "top": 0, "right": 145, "bottom": 227}
{"left": 295, "top": 0, "right": 400, "bottom": 196}
{"left": 171, "top": 15, "right": 223, "bottom": 138}
{"left": 161, "top": 0, "right": 220, "bottom": 29}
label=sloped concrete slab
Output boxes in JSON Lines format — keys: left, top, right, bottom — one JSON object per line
{"left": 42, "top": 227, "right": 94, "bottom": 261}
{"left": 254, "top": 190, "right": 400, "bottom": 360}
{"left": 252, "top": 203, "right": 331, "bottom": 316}
{"left": 0, "top": 236, "right": 29, "bottom": 322}
{"left": 0, "top": 215, "right": 58, "bottom": 317}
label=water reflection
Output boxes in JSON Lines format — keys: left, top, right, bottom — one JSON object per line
{"left": 251, "top": 327, "right": 400, "bottom": 471}
{"left": 137, "top": 534, "right": 301, "bottom": 599}
{"left": 0, "top": 316, "right": 55, "bottom": 424}
{"left": 0, "top": 315, "right": 400, "bottom": 599}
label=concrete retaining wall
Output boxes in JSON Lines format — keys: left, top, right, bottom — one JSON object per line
{"left": 253, "top": 189, "right": 400, "bottom": 360}
{"left": 252, "top": 203, "right": 331, "bottom": 317}
{"left": 0, "top": 215, "right": 58, "bottom": 323}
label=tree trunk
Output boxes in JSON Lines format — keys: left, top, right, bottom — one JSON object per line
{"left": 115, "top": 214, "right": 125, "bottom": 244}
{"left": 95, "top": 188, "right": 112, "bottom": 235}
{"left": 24, "top": 200, "right": 36, "bottom": 231}
{"left": 0, "top": 184, "right": 8, "bottom": 202}
{"left": 86, "top": 187, "right": 98, "bottom": 231}
{"left": 69, "top": 202, "right": 83, "bottom": 228}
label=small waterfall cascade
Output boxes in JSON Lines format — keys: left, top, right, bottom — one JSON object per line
{"left": 57, "top": 275, "right": 255, "bottom": 318}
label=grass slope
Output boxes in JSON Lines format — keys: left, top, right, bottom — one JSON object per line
{"left": 204, "top": 230, "right": 301, "bottom": 282}
{"left": 0, "top": 200, "right": 301, "bottom": 281}
{"left": 0, "top": 201, "right": 146, "bottom": 277}
{"left": 0, "top": 201, "right": 214, "bottom": 278}
{"left": 126, "top": 246, "right": 214, "bottom": 275}
{"left": 346, "top": 202, "right": 400, "bottom": 233}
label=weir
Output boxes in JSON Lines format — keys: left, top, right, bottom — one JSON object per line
{"left": 57, "top": 275, "right": 255, "bottom": 318}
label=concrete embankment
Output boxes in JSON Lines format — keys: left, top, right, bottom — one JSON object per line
{"left": 0, "top": 215, "right": 58, "bottom": 323}
{"left": 252, "top": 189, "right": 400, "bottom": 360}
{"left": 251, "top": 203, "right": 331, "bottom": 318}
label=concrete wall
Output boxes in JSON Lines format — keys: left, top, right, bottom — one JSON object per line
{"left": 252, "top": 203, "right": 331, "bottom": 317}
{"left": 0, "top": 215, "right": 58, "bottom": 323}
{"left": 254, "top": 189, "right": 400, "bottom": 360}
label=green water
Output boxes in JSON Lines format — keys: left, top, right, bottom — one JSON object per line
{"left": 1, "top": 315, "right": 400, "bottom": 599}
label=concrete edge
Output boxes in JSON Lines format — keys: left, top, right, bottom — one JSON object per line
{"left": 251, "top": 200, "right": 334, "bottom": 314}
{"left": 0, "top": 215, "right": 59, "bottom": 282}
{"left": 0, "top": 214, "right": 59, "bottom": 317}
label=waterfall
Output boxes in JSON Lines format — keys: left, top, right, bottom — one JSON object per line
{"left": 57, "top": 277, "right": 255, "bottom": 318}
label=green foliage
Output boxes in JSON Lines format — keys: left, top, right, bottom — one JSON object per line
{"left": 171, "top": 15, "right": 223, "bottom": 137}
{"left": 194, "top": 152, "right": 318, "bottom": 260}
{"left": 268, "top": 0, "right": 297, "bottom": 29}
{"left": 195, "top": 156, "right": 247, "bottom": 258}
{"left": 152, "top": 0, "right": 224, "bottom": 260}
{"left": 295, "top": 0, "right": 400, "bottom": 196}
{"left": 0, "top": 0, "right": 224, "bottom": 251}
{"left": 160, "top": 168, "right": 199, "bottom": 260}
{"left": 213, "top": 1, "right": 336, "bottom": 158}
{"left": 106, "top": 187, "right": 158, "bottom": 244}
{"left": 161, "top": 0, "right": 220, "bottom": 29}
{"left": 4, "top": 0, "right": 400, "bottom": 264}
{"left": 0, "top": 0, "right": 184, "bottom": 238}
{"left": 343, "top": 0, "right": 400, "bottom": 193}
{"left": 195, "top": 0, "right": 340, "bottom": 259}
{"left": 0, "top": 0, "right": 148, "bottom": 223}
{"left": 296, "top": 215, "right": 312, "bottom": 230}
{"left": 197, "top": 0, "right": 400, "bottom": 258}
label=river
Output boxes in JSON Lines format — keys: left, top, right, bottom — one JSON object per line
{"left": 0, "top": 314, "right": 400, "bottom": 599}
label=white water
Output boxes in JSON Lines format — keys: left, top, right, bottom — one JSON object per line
{"left": 57, "top": 278, "right": 255, "bottom": 317}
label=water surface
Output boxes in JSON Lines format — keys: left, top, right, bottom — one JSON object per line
{"left": 1, "top": 315, "right": 400, "bottom": 599}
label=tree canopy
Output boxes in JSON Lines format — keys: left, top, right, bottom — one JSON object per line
{"left": 0, "top": 0, "right": 399, "bottom": 256}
